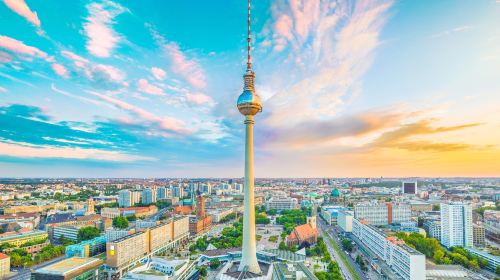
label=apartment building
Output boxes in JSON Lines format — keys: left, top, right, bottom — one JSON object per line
{"left": 352, "top": 218, "right": 426, "bottom": 280}
{"left": 0, "top": 230, "right": 48, "bottom": 247}
{"left": 440, "top": 202, "right": 472, "bottom": 248}
{"left": 473, "top": 224, "right": 485, "bottom": 248}
{"left": 0, "top": 253, "right": 10, "bottom": 279}
{"left": 423, "top": 220, "right": 441, "bottom": 240}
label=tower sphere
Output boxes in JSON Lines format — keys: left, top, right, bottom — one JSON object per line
{"left": 237, "top": 89, "right": 262, "bottom": 116}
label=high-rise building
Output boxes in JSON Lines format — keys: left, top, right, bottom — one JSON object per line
{"left": 131, "top": 191, "right": 141, "bottom": 205}
{"left": 440, "top": 202, "right": 473, "bottom": 248}
{"left": 265, "top": 197, "right": 298, "bottom": 212}
{"left": 402, "top": 181, "right": 417, "bottom": 194}
{"left": 157, "top": 187, "right": 167, "bottom": 200}
{"left": 423, "top": 220, "right": 441, "bottom": 240}
{"left": 172, "top": 185, "right": 184, "bottom": 198}
{"left": 142, "top": 188, "right": 157, "bottom": 205}
{"left": 118, "top": 190, "right": 132, "bottom": 207}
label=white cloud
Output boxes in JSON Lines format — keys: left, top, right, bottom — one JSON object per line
{"left": 83, "top": 1, "right": 127, "bottom": 57}
{"left": 137, "top": 79, "right": 164, "bottom": 96}
{"left": 3, "top": 0, "right": 40, "bottom": 27}
{"left": 51, "top": 63, "right": 69, "bottom": 78}
{"left": 151, "top": 67, "right": 166, "bottom": 80}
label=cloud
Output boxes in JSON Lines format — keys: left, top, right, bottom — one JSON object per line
{"left": 164, "top": 42, "right": 206, "bottom": 89}
{"left": 0, "top": 51, "right": 13, "bottom": 63}
{"left": 0, "top": 35, "right": 48, "bottom": 59}
{"left": 137, "top": 79, "right": 164, "bottom": 96}
{"left": 3, "top": 0, "right": 40, "bottom": 27}
{"left": 83, "top": 1, "right": 127, "bottom": 57}
{"left": 51, "top": 84, "right": 102, "bottom": 105}
{"left": 0, "top": 141, "right": 154, "bottom": 162}
{"left": 431, "top": 25, "right": 471, "bottom": 38}
{"left": 186, "top": 93, "right": 214, "bottom": 106}
{"left": 368, "top": 120, "right": 482, "bottom": 152}
{"left": 0, "top": 86, "right": 7, "bottom": 93}
{"left": 151, "top": 67, "right": 166, "bottom": 80}
{"left": 61, "top": 50, "right": 126, "bottom": 88}
{"left": 51, "top": 63, "right": 68, "bottom": 78}
{"left": 87, "top": 91, "right": 191, "bottom": 135}
{"left": 264, "top": 0, "right": 393, "bottom": 128}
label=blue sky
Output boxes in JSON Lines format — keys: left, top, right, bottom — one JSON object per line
{"left": 0, "top": 0, "right": 499, "bottom": 177}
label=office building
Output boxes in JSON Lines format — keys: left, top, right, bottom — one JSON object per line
{"left": 65, "top": 236, "right": 106, "bottom": 258}
{"left": 52, "top": 225, "right": 85, "bottom": 242}
{"left": 118, "top": 190, "right": 132, "bottom": 207}
{"left": 352, "top": 218, "right": 426, "bottom": 280}
{"left": 354, "top": 202, "right": 411, "bottom": 226}
{"left": 440, "top": 202, "right": 472, "bottom": 248}
{"left": 100, "top": 207, "right": 120, "bottom": 219}
{"left": 402, "top": 181, "right": 417, "bottom": 194}
{"left": 265, "top": 197, "right": 298, "bottom": 212}
{"left": 0, "top": 253, "right": 10, "bottom": 279}
{"left": 320, "top": 206, "right": 347, "bottom": 225}
{"left": 472, "top": 224, "right": 485, "bottom": 247}
{"left": 338, "top": 210, "right": 354, "bottom": 232}
{"left": 141, "top": 188, "right": 156, "bottom": 204}
{"left": 32, "top": 257, "right": 104, "bottom": 280}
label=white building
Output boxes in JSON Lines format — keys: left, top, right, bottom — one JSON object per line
{"left": 142, "top": 188, "right": 157, "bottom": 204}
{"left": 354, "top": 202, "right": 411, "bottom": 226}
{"left": 440, "top": 202, "right": 472, "bottom": 248}
{"left": 352, "top": 218, "right": 426, "bottom": 280}
{"left": 423, "top": 220, "right": 441, "bottom": 240}
{"left": 265, "top": 197, "right": 298, "bottom": 212}
{"left": 106, "top": 229, "right": 134, "bottom": 242}
{"left": 118, "top": 190, "right": 132, "bottom": 207}
{"left": 101, "top": 207, "right": 120, "bottom": 219}
{"left": 338, "top": 210, "right": 353, "bottom": 232}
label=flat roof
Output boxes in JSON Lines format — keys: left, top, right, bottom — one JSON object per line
{"left": 35, "top": 257, "right": 103, "bottom": 276}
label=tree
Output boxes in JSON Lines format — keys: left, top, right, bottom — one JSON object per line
{"left": 432, "top": 204, "right": 440, "bottom": 211}
{"left": 496, "top": 265, "right": 500, "bottom": 275}
{"left": 126, "top": 215, "right": 137, "bottom": 221}
{"left": 77, "top": 226, "right": 100, "bottom": 242}
{"left": 113, "top": 217, "right": 129, "bottom": 229}
{"left": 417, "top": 217, "right": 424, "bottom": 227}
{"left": 209, "top": 258, "right": 221, "bottom": 270}
{"left": 341, "top": 239, "right": 353, "bottom": 252}
{"left": 279, "top": 241, "right": 288, "bottom": 250}
{"left": 199, "top": 266, "right": 207, "bottom": 277}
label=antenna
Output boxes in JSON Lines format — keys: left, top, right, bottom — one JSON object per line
{"left": 247, "top": 0, "right": 252, "bottom": 70}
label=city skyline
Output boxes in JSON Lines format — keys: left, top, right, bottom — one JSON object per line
{"left": 1, "top": 0, "right": 500, "bottom": 178}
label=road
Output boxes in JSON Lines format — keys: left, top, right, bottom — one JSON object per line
{"left": 318, "top": 218, "right": 366, "bottom": 280}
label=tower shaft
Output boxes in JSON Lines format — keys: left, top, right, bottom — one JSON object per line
{"left": 239, "top": 115, "right": 261, "bottom": 274}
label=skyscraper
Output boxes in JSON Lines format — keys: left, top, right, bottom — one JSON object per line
{"left": 237, "top": 0, "right": 262, "bottom": 274}
{"left": 142, "top": 188, "right": 157, "bottom": 205}
{"left": 118, "top": 190, "right": 132, "bottom": 207}
{"left": 440, "top": 202, "right": 473, "bottom": 248}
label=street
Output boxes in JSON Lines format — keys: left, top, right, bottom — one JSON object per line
{"left": 318, "top": 218, "right": 367, "bottom": 280}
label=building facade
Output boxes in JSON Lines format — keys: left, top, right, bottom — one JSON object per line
{"left": 352, "top": 218, "right": 426, "bottom": 280}
{"left": 265, "top": 197, "right": 298, "bottom": 212}
{"left": 440, "top": 202, "right": 472, "bottom": 248}
{"left": 354, "top": 203, "right": 411, "bottom": 226}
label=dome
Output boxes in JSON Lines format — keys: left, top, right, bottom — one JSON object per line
{"left": 237, "top": 89, "right": 262, "bottom": 116}
{"left": 331, "top": 188, "right": 340, "bottom": 197}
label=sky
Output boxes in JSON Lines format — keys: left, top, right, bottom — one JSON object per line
{"left": 0, "top": 0, "right": 499, "bottom": 178}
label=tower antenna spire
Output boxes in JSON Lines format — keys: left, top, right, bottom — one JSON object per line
{"left": 247, "top": 0, "right": 252, "bottom": 70}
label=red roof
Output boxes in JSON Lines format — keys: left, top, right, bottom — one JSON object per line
{"left": 0, "top": 253, "right": 9, "bottom": 259}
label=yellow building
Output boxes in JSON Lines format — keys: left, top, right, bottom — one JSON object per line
{"left": 4, "top": 204, "right": 67, "bottom": 214}
{"left": 0, "top": 253, "right": 10, "bottom": 279}
{"left": 0, "top": 230, "right": 48, "bottom": 247}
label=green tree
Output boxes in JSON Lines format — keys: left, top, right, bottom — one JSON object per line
{"left": 278, "top": 241, "right": 288, "bottom": 250}
{"left": 209, "top": 258, "right": 221, "bottom": 270}
{"left": 126, "top": 215, "right": 137, "bottom": 221}
{"left": 341, "top": 239, "right": 353, "bottom": 252}
{"left": 496, "top": 265, "right": 500, "bottom": 275}
{"left": 113, "top": 217, "right": 129, "bottom": 229}
{"left": 199, "top": 266, "right": 207, "bottom": 277}
{"left": 77, "top": 226, "right": 100, "bottom": 242}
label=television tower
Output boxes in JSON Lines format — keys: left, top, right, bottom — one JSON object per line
{"left": 237, "top": 0, "right": 262, "bottom": 274}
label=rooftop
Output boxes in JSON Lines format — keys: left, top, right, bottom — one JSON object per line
{"left": 34, "top": 257, "right": 103, "bottom": 276}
